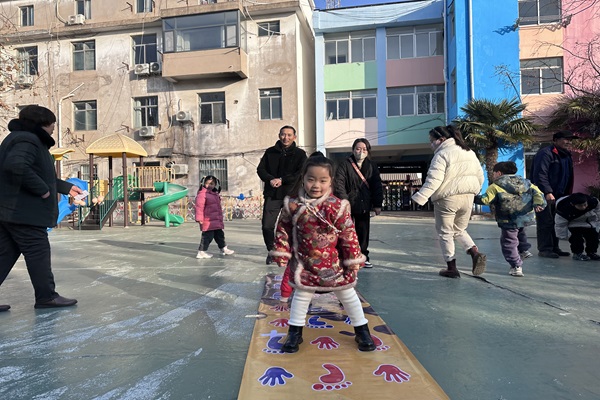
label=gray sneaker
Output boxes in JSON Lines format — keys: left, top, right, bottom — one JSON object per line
{"left": 573, "top": 253, "right": 590, "bottom": 261}
{"left": 519, "top": 250, "right": 533, "bottom": 259}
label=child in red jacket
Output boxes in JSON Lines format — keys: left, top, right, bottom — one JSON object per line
{"left": 194, "top": 176, "right": 234, "bottom": 259}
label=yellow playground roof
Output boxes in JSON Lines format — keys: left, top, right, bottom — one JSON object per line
{"left": 85, "top": 133, "right": 148, "bottom": 158}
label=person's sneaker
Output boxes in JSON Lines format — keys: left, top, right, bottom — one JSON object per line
{"left": 519, "top": 250, "right": 533, "bottom": 259}
{"left": 509, "top": 266, "right": 524, "bottom": 277}
{"left": 220, "top": 247, "right": 235, "bottom": 255}
{"left": 196, "top": 251, "right": 213, "bottom": 259}
{"left": 538, "top": 251, "right": 559, "bottom": 258}
{"left": 572, "top": 253, "right": 590, "bottom": 261}
{"left": 555, "top": 249, "right": 571, "bottom": 257}
{"left": 587, "top": 253, "right": 600, "bottom": 261}
{"left": 363, "top": 261, "right": 373, "bottom": 268}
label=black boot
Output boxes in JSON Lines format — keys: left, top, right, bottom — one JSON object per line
{"left": 354, "top": 324, "right": 376, "bottom": 351}
{"left": 439, "top": 259, "right": 460, "bottom": 278}
{"left": 467, "top": 246, "right": 486, "bottom": 276}
{"left": 281, "top": 325, "right": 303, "bottom": 353}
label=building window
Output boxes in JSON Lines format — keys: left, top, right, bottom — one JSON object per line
{"left": 74, "top": 101, "right": 97, "bottom": 131}
{"left": 20, "top": 6, "right": 34, "bottom": 27}
{"left": 80, "top": 164, "right": 98, "bottom": 181}
{"left": 133, "top": 34, "right": 158, "bottom": 64}
{"left": 387, "top": 85, "right": 445, "bottom": 117}
{"left": 199, "top": 159, "right": 228, "bottom": 191}
{"left": 386, "top": 25, "right": 443, "bottom": 60}
{"left": 137, "top": 0, "right": 153, "bottom": 13}
{"left": 133, "top": 96, "right": 159, "bottom": 127}
{"left": 325, "top": 31, "right": 375, "bottom": 65}
{"left": 449, "top": 3, "right": 455, "bottom": 39}
{"left": 326, "top": 90, "right": 376, "bottom": 120}
{"left": 259, "top": 88, "right": 282, "bottom": 120}
{"left": 518, "top": 0, "right": 561, "bottom": 25}
{"left": 451, "top": 70, "right": 457, "bottom": 105}
{"left": 258, "top": 21, "right": 280, "bottom": 37}
{"left": 163, "top": 11, "right": 239, "bottom": 53}
{"left": 520, "top": 57, "right": 563, "bottom": 95}
{"left": 17, "top": 46, "right": 38, "bottom": 75}
{"left": 76, "top": 0, "right": 91, "bottom": 19}
{"left": 73, "top": 41, "right": 95, "bottom": 71}
{"left": 199, "top": 92, "right": 225, "bottom": 124}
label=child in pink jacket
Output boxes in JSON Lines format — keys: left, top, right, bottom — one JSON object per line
{"left": 194, "top": 176, "right": 234, "bottom": 259}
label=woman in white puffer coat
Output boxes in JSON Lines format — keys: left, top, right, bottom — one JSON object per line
{"left": 412, "top": 125, "right": 486, "bottom": 278}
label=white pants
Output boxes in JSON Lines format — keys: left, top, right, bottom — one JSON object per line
{"left": 288, "top": 288, "right": 368, "bottom": 327}
{"left": 433, "top": 194, "right": 476, "bottom": 262}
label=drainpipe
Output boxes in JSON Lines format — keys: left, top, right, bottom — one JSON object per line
{"left": 468, "top": 0, "right": 475, "bottom": 100}
{"left": 57, "top": 83, "right": 84, "bottom": 178}
{"left": 443, "top": 0, "right": 448, "bottom": 124}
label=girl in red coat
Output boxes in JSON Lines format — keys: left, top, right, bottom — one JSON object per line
{"left": 194, "top": 176, "right": 234, "bottom": 259}
{"left": 271, "top": 153, "right": 375, "bottom": 353}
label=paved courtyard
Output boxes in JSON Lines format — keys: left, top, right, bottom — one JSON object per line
{"left": 1, "top": 215, "right": 599, "bottom": 399}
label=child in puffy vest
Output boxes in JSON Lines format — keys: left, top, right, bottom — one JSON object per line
{"left": 194, "top": 175, "right": 234, "bottom": 259}
{"left": 555, "top": 193, "right": 600, "bottom": 261}
{"left": 475, "top": 162, "right": 546, "bottom": 277}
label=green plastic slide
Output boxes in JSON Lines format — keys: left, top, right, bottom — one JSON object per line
{"left": 142, "top": 182, "right": 189, "bottom": 227}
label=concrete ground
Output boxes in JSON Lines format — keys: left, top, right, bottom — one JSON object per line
{"left": 1, "top": 215, "right": 599, "bottom": 400}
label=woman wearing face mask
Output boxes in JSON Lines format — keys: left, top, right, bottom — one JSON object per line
{"left": 334, "top": 138, "right": 383, "bottom": 267}
{"left": 412, "top": 125, "right": 486, "bottom": 278}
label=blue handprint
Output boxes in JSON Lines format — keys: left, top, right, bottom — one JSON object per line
{"left": 258, "top": 367, "right": 294, "bottom": 387}
{"left": 307, "top": 316, "right": 334, "bottom": 329}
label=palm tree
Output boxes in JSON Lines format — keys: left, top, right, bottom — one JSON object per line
{"left": 454, "top": 98, "right": 538, "bottom": 184}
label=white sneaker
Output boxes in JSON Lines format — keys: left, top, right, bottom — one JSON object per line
{"left": 220, "top": 247, "right": 235, "bottom": 255}
{"left": 509, "top": 266, "right": 524, "bottom": 277}
{"left": 196, "top": 251, "right": 213, "bottom": 259}
{"left": 363, "top": 261, "right": 373, "bottom": 268}
{"left": 519, "top": 250, "right": 533, "bottom": 259}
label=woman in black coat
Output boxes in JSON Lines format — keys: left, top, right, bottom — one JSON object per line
{"left": 334, "top": 138, "right": 383, "bottom": 267}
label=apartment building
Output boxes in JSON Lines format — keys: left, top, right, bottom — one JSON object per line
{"left": 0, "top": 0, "right": 316, "bottom": 196}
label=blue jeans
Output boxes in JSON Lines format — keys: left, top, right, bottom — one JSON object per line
{"left": 500, "top": 227, "right": 531, "bottom": 267}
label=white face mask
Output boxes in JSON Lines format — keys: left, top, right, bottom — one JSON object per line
{"left": 431, "top": 139, "right": 442, "bottom": 151}
{"left": 354, "top": 151, "right": 367, "bottom": 161}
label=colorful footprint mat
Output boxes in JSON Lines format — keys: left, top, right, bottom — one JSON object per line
{"left": 237, "top": 274, "right": 449, "bottom": 399}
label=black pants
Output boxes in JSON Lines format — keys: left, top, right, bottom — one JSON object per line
{"left": 568, "top": 227, "right": 599, "bottom": 254}
{"left": 261, "top": 198, "right": 283, "bottom": 251}
{"left": 535, "top": 199, "right": 561, "bottom": 253}
{"left": 0, "top": 221, "right": 58, "bottom": 302}
{"left": 352, "top": 212, "right": 371, "bottom": 261}
{"left": 199, "top": 229, "right": 226, "bottom": 251}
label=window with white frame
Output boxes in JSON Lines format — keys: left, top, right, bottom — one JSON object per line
{"left": 258, "top": 21, "right": 280, "bottom": 37}
{"left": 74, "top": 101, "right": 97, "bottom": 131}
{"left": 518, "top": 0, "right": 561, "bottom": 25}
{"left": 520, "top": 57, "right": 563, "bottom": 95}
{"left": 133, "top": 34, "right": 158, "bottom": 64}
{"left": 76, "top": 0, "right": 91, "bottom": 19}
{"left": 199, "top": 92, "right": 225, "bottom": 124}
{"left": 137, "top": 0, "right": 152, "bottom": 13}
{"left": 17, "top": 46, "right": 38, "bottom": 75}
{"left": 73, "top": 41, "right": 95, "bottom": 71}
{"left": 326, "top": 90, "right": 376, "bottom": 120}
{"left": 199, "top": 159, "right": 228, "bottom": 191}
{"left": 163, "top": 11, "right": 239, "bottom": 53}
{"left": 387, "top": 85, "right": 445, "bottom": 117}
{"left": 324, "top": 31, "right": 375, "bottom": 65}
{"left": 80, "top": 164, "right": 98, "bottom": 181}
{"left": 259, "top": 88, "right": 282, "bottom": 120}
{"left": 386, "top": 25, "right": 443, "bottom": 60}
{"left": 133, "top": 96, "right": 159, "bottom": 127}
{"left": 20, "top": 6, "right": 34, "bottom": 26}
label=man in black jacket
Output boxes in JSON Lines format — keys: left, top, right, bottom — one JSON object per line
{"left": 0, "top": 105, "right": 82, "bottom": 311}
{"left": 257, "top": 126, "right": 307, "bottom": 264}
{"left": 531, "top": 130, "right": 575, "bottom": 258}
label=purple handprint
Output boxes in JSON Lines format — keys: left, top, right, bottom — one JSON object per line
{"left": 258, "top": 366, "right": 294, "bottom": 386}
{"left": 310, "top": 336, "right": 340, "bottom": 350}
{"left": 307, "top": 315, "right": 334, "bottom": 329}
{"left": 373, "top": 364, "right": 410, "bottom": 383}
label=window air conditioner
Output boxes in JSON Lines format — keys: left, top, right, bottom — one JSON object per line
{"left": 134, "top": 63, "right": 150, "bottom": 76}
{"left": 16, "top": 74, "right": 33, "bottom": 87}
{"left": 171, "top": 164, "right": 189, "bottom": 175}
{"left": 138, "top": 126, "right": 155, "bottom": 138}
{"left": 176, "top": 111, "right": 192, "bottom": 122}
{"left": 67, "top": 14, "right": 85, "bottom": 25}
{"left": 149, "top": 62, "right": 162, "bottom": 74}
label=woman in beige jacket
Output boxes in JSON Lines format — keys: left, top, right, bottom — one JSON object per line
{"left": 412, "top": 125, "right": 486, "bottom": 278}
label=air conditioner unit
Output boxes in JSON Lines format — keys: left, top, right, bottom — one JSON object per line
{"left": 176, "top": 111, "right": 192, "bottom": 122}
{"left": 171, "top": 164, "right": 189, "bottom": 175}
{"left": 134, "top": 63, "right": 150, "bottom": 76}
{"left": 16, "top": 74, "right": 33, "bottom": 87}
{"left": 138, "top": 126, "right": 155, "bottom": 138}
{"left": 67, "top": 14, "right": 85, "bottom": 25}
{"left": 149, "top": 62, "right": 162, "bottom": 74}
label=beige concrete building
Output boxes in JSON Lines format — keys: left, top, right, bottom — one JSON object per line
{"left": 0, "top": 0, "right": 315, "bottom": 196}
